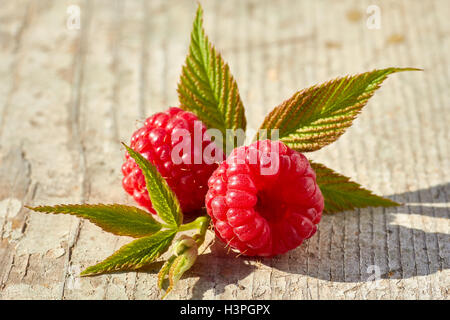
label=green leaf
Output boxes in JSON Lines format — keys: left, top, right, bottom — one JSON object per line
{"left": 177, "top": 4, "right": 246, "bottom": 151}
{"left": 26, "top": 204, "right": 162, "bottom": 238}
{"left": 123, "top": 143, "right": 182, "bottom": 227}
{"left": 81, "top": 229, "right": 177, "bottom": 276}
{"left": 161, "top": 255, "right": 192, "bottom": 299}
{"left": 311, "top": 161, "right": 400, "bottom": 213}
{"left": 257, "top": 68, "right": 421, "bottom": 152}
{"left": 158, "top": 235, "right": 199, "bottom": 298}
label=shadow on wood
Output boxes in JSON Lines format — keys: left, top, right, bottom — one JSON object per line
{"left": 186, "top": 183, "right": 449, "bottom": 298}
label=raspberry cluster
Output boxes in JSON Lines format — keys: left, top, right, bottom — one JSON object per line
{"left": 206, "top": 140, "right": 324, "bottom": 257}
{"left": 122, "top": 107, "right": 222, "bottom": 214}
{"left": 122, "top": 108, "right": 323, "bottom": 257}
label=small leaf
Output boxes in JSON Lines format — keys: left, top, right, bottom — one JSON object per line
{"left": 26, "top": 204, "right": 162, "bottom": 238}
{"left": 311, "top": 161, "right": 400, "bottom": 213}
{"left": 163, "top": 251, "right": 198, "bottom": 299}
{"left": 81, "top": 229, "right": 177, "bottom": 276}
{"left": 257, "top": 68, "right": 421, "bottom": 152}
{"left": 123, "top": 143, "right": 182, "bottom": 227}
{"left": 177, "top": 4, "right": 246, "bottom": 151}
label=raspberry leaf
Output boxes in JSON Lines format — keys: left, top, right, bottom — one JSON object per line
{"left": 257, "top": 68, "right": 421, "bottom": 152}
{"left": 177, "top": 4, "right": 246, "bottom": 150}
{"left": 81, "top": 229, "right": 177, "bottom": 276}
{"left": 26, "top": 204, "right": 162, "bottom": 238}
{"left": 158, "top": 221, "right": 208, "bottom": 298}
{"left": 123, "top": 143, "right": 182, "bottom": 228}
{"left": 311, "top": 161, "right": 400, "bottom": 213}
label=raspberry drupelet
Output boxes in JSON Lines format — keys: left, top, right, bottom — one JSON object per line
{"left": 122, "top": 107, "right": 223, "bottom": 214}
{"left": 205, "top": 140, "right": 324, "bottom": 257}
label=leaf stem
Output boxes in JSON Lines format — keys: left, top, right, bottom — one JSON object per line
{"left": 178, "top": 215, "right": 210, "bottom": 233}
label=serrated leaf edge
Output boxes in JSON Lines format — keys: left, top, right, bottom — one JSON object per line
{"left": 177, "top": 4, "right": 246, "bottom": 150}
{"left": 258, "top": 67, "right": 421, "bottom": 152}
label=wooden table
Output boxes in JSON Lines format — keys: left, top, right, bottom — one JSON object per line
{"left": 0, "top": 0, "right": 448, "bottom": 299}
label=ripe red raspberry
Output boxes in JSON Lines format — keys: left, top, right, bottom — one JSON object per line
{"left": 122, "top": 107, "right": 223, "bottom": 214}
{"left": 205, "top": 140, "right": 323, "bottom": 257}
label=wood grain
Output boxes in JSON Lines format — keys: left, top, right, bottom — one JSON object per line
{"left": 0, "top": 0, "right": 448, "bottom": 299}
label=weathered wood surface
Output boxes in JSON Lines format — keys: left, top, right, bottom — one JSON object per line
{"left": 0, "top": 0, "right": 448, "bottom": 299}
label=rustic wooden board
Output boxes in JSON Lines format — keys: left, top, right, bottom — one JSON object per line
{"left": 0, "top": 0, "right": 448, "bottom": 299}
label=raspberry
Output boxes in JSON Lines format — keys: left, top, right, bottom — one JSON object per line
{"left": 205, "top": 140, "right": 324, "bottom": 257}
{"left": 122, "top": 107, "right": 223, "bottom": 214}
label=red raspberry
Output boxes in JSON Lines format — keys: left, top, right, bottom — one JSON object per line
{"left": 122, "top": 107, "right": 223, "bottom": 214}
{"left": 205, "top": 140, "right": 323, "bottom": 257}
